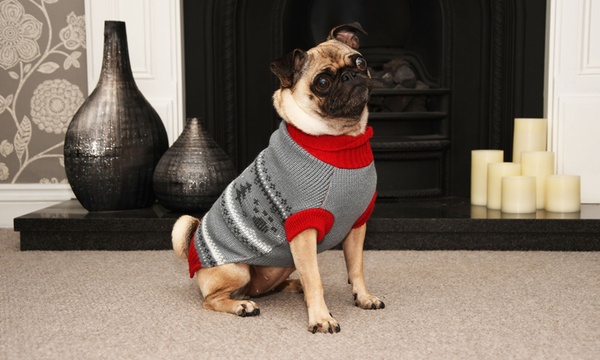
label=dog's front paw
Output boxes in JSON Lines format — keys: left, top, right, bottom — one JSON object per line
{"left": 353, "top": 293, "right": 385, "bottom": 310}
{"left": 308, "top": 314, "right": 341, "bottom": 334}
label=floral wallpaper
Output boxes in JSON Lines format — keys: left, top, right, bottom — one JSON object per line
{"left": 0, "top": 0, "right": 87, "bottom": 184}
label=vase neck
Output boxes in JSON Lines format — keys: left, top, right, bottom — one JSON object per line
{"left": 99, "top": 21, "right": 135, "bottom": 83}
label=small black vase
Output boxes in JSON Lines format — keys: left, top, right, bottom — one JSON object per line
{"left": 153, "top": 117, "right": 237, "bottom": 212}
{"left": 64, "top": 21, "right": 169, "bottom": 211}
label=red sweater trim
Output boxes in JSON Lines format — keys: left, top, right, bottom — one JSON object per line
{"left": 188, "top": 237, "right": 202, "bottom": 278}
{"left": 285, "top": 208, "right": 335, "bottom": 243}
{"left": 284, "top": 193, "right": 376, "bottom": 243}
{"left": 353, "top": 193, "right": 377, "bottom": 228}
{"left": 286, "top": 124, "right": 374, "bottom": 169}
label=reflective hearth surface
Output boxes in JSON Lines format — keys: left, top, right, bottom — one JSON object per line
{"left": 14, "top": 199, "right": 600, "bottom": 251}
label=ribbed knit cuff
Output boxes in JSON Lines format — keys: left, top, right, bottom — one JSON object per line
{"left": 285, "top": 208, "right": 335, "bottom": 242}
{"left": 353, "top": 192, "right": 377, "bottom": 228}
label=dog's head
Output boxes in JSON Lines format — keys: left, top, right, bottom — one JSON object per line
{"left": 271, "top": 23, "right": 370, "bottom": 136}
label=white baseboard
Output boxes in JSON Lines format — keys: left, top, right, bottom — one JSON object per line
{"left": 0, "top": 184, "right": 75, "bottom": 228}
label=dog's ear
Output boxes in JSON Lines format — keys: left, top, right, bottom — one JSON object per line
{"left": 327, "top": 22, "right": 367, "bottom": 50}
{"left": 270, "top": 49, "right": 307, "bottom": 88}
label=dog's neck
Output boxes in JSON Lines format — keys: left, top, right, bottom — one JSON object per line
{"left": 272, "top": 88, "right": 368, "bottom": 137}
{"left": 285, "top": 122, "right": 374, "bottom": 169}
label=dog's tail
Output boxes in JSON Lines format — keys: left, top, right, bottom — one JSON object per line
{"left": 172, "top": 215, "right": 200, "bottom": 259}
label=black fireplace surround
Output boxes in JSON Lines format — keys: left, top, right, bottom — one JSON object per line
{"left": 183, "top": 0, "right": 546, "bottom": 200}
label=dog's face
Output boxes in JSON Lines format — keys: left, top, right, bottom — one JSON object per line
{"left": 271, "top": 23, "right": 371, "bottom": 136}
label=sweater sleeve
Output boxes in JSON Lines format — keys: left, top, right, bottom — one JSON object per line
{"left": 352, "top": 192, "right": 377, "bottom": 229}
{"left": 284, "top": 208, "right": 335, "bottom": 243}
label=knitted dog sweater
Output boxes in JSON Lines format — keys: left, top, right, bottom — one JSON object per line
{"left": 187, "top": 121, "right": 377, "bottom": 277}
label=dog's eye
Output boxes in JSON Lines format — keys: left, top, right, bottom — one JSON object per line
{"left": 315, "top": 75, "right": 332, "bottom": 92}
{"left": 355, "top": 57, "right": 367, "bottom": 71}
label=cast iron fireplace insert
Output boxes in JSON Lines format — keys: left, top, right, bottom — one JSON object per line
{"left": 183, "top": 0, "right": 546, "bottom": 200}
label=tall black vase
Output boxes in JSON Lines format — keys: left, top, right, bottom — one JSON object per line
{"left": 153, "top": 117, "right": 237, "bottom": 212}
{"left": 64, "top": 21, "right": 169, "bottom": 211}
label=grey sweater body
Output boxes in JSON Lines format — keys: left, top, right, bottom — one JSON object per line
{"left": 192, "top": 122, "right": 376, "bottom": 268}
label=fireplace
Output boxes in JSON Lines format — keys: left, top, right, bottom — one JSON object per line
{"left": 183, "top": 0, "right": 546, "bottom": 200}
{"left": 15, "top": 0, "right": 600, "bottom": 252}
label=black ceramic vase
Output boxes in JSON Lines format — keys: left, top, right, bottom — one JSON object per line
{"left": 153, "top": 117, "right": 237, "bottom": 212}
{"left": 64, "top": 21, "right": 169, "bottom": 211}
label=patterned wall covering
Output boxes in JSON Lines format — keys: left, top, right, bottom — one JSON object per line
{"left": 0, "top": 0, "right": 87, "bottom": 184}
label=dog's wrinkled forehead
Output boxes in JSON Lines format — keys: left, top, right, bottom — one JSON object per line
{"left": 307, "top": 41, "right": 360, "bottom": 70}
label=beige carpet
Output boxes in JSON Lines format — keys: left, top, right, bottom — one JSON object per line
{"left": 1, "top": 228, "right": 598, "bottom": 359}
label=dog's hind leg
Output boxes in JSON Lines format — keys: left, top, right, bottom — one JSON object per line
{"left": 273, "top": 279, "right": 303, "bottom": 293}
{"left": 246, "top": 266, "right": 298, "bottom": 296}
{"left": 195, "top": 263, "right": 260, "bottom": 317}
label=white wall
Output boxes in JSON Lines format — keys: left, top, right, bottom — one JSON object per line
{"left": 0, "top": 185, "right": 74, "bottom": 228}
{"left": 546, "top": 0, "right": 600, "bottom": 203}
{"left": 0, "top": 0, "right": 184, "bottom": 228}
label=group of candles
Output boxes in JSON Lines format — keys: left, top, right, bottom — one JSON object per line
{"left": 471, "top": 118, "right": 581, "bottom": 214}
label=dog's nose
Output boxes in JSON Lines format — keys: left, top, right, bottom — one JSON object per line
{"left": 341, "top": 71, "right": 357, "bottom": 82}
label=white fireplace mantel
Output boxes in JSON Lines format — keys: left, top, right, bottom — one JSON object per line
{"left": 84, "top": 0, "right": 185, "bottom": 145}
{"left": 546, "top": 0, "right": 600, "bottom": 204}
{"left": 78, "top": 0, "right": 600, "bottom": 205}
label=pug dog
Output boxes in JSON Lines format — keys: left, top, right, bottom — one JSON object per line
{"left": 172, "top": 23, "right": 384, "bottom": 334}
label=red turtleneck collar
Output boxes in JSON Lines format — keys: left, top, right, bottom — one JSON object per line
{"left": 286, "top": 123, "right": 374, "bottom": 169}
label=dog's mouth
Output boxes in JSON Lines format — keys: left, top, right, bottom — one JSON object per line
{"left": 323, "top": 82, "right": 370, "bottom": 120}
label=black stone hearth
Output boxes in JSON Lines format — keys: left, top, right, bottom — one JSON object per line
{"left": 14, "top": 199, "right": 600, "bottom": 251}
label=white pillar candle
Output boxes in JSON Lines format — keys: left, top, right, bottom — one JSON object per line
{"left": 471, "top": 150, "right": 504, "bottom": 206}
{"left": 512, "top": 118, "right": 547, "bottom": 162}
{"left": 487, "top": 162, "right": 521, "bottom": 210}
{"left": 501, "top": 176, "right": 536, "bottom": 214}
{"left": 501, "top": 212, "right": 536, "bottom": 219}
{"left": 521, "top": 151, "right": 555, "bottom": 209}
{"left": 545, "top": 175, "right": 581, "bottom": 213}
{"left": 487, "top": 208, "right": 502, "bottom": 219}
{"left": 542, "top": 211, "right": 580, "bottom": 220}
{"left": 470, "top": 205, "right": 488, "bottom": 219}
